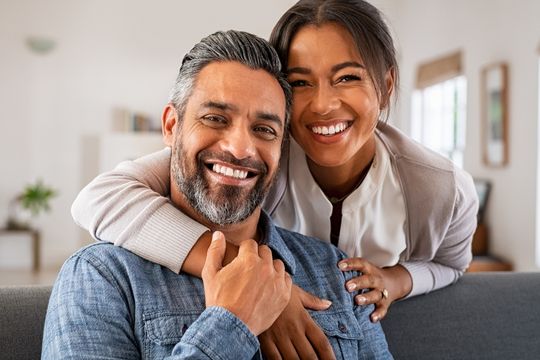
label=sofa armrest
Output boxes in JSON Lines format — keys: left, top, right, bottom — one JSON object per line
{"left": 0, "top": 285, "right": 52, "bottom": 360}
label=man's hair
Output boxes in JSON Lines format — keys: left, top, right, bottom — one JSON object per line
{"left": 169, "top": 30, "right": 292, "bottom": 128}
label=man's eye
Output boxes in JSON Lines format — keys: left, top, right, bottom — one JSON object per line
{"left": 253, "top": 125, "right": 278, "bottom": 140}
{"left": 336, "top": 74, "right": 361, "bottom": 84}
{"left": 289, "top": 79, "right": 308, "bottom": 87}
{"left": 201, "top": 115, "right": 227, "bottom": 126}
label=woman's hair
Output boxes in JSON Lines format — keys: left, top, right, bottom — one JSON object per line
{"left": 270, "top": 0, "right": 399, "bottom": 119}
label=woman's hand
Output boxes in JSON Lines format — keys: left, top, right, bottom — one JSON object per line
{"left": 338, "top": 259, "right": 412, "bottom": 322}
{"left": 259, "top": 284, "right": 336, "bottom": 360}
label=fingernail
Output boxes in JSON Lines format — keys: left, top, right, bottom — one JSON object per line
{"left": 339, "top": 262, "right": 348, "bottom": 270}
{"left": 346, "top": 283, "right": 357, "bottom": 291}
{"left": 372, "top": 315, "right": 380, "bottom": 323}
{"left": 212, "top": 232, "right": 221, "bottom": 241}
{"left": 356, "top": 296, "right": 366, "bottom": 305}
{"left": 322, "top": 299, "right": 332, "bottom": 307}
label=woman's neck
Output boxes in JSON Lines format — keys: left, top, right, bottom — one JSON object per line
{"left": 307, "top": 137, "right": 376, "bottom": 199}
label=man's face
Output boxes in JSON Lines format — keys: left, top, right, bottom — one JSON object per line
{"left": 167, "top": 61, "right": 286, "bottom": 226}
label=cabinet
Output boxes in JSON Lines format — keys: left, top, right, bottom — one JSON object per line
{"left": 0, "top": 229, "right": 40, "bottom": 271}
{"left": 467, "top": 223, "right": 512, "bottom": 272}
{"left": 99, "top": 132, "right": 164, "bottom": 172}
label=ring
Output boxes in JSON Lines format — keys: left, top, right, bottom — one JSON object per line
{"left": 381, "top": 288, "right": 389, "bottom": 300}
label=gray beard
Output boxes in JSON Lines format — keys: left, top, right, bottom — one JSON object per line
{"left": 171, "top": 146, "right": 269, "bottom": 226}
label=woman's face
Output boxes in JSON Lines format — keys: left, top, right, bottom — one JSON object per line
{"left": 286, "top": 22, "right": 382, "bottom": 169}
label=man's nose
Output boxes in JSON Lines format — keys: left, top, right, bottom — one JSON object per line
{"left": 220, "top": 125, "right": 257, "bottom": 160}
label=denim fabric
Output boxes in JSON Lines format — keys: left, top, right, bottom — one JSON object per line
{"left": 42, "top": 212, "right": 393, "bottom": 359}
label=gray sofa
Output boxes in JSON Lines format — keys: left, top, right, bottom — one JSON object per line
{"left": 1, "top": 272, "right": 539, "bottom": 359}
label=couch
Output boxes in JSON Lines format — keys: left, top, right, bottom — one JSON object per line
{"left": 1, "top": 272, "right": 539, "bottom": 359}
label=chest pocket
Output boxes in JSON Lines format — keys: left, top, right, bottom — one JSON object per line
{"left": 310, "top": 308, "right": 365, "bottom": 359}
{"left": 143, "top": 310, "right": 201, "bottom": 359}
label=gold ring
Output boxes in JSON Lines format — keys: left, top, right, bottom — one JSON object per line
{"left": 381, "top": 288, "right": 389, "bottom": 300}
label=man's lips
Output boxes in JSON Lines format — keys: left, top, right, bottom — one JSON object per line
{"left": 207, "top": 162, "right": 256, "bottom": 180}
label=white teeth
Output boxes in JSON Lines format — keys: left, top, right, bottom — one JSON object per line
{"left": 311, "top": 122, "right": 349, "bottom": 136}
{"left": 212, "top": 164, "right": 248, "bottom": 179}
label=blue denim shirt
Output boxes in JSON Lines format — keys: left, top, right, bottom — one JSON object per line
{"left": 42, "top": 212, "right": 393, "bottom": 359}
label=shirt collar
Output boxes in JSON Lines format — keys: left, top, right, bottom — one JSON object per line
{"left": 258, "top": 211, "right": 297, "bottom": 276}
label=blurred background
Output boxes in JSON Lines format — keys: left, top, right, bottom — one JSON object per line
{"left": 1, "top": 0, "right": 539, "bottom": 285}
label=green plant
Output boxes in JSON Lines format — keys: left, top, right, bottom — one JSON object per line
{"left": 18, "top": 180, "right": 57, "bottom": 216}
{"left": 6, "top": 180, "right": 57, "bottom": 230}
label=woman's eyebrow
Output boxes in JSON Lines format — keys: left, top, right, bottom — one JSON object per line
{"left": 287, "top": 66, "right": 310, "bottom": 75}
{"left": 287, "top": 61, "right": 365, "bottom": 75}
{"left": 331, "top": 61, "right": 365, "bottom": 73}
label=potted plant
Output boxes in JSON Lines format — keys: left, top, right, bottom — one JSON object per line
{"left": 6, "top": 180, "right": 57, "bottom": 230}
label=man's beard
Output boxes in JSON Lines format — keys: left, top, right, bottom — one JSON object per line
{"left": 171, "top": 143, "right": 272, "bottom": 226}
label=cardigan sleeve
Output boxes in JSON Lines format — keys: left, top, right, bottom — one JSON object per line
{"left": 71, "top": 147, "right": 209, "bottom": 273}
{"left": 400, "top": 167, "right": 478, "bottom": 297}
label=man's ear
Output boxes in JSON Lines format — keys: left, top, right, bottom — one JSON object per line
{"left": 162, "top": 104, "right": 178, "bottom": 146}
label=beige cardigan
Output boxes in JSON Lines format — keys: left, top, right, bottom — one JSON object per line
{"left": 72, "top": 122, "right": 478, "bottom": 297}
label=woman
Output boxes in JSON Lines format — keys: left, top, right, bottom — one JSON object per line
{"left": 73, "top": 0, "right": 477, "bottom": 357}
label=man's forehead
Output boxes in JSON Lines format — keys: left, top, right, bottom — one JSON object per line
{"left": 188, "top": 61, "right": 286, "bottom": 123}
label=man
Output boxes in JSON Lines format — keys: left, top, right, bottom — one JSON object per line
{"left": 42, "top": 30, "right": 392, "bottom": 359}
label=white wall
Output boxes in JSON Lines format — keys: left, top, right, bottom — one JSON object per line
{"left": 386, "top": 0, "right": 540, "bottom": 271}
{"left": 0, "top": 0, "right": 295, "bottom": 268}
{"left": 2, "top": 0, "right": 540, "bottom": 272}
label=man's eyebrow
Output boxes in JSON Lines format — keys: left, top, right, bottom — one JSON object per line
{"left": 256, "top": 112, "right": 284, "bottom": 129}
{"left": 202, "top": 101, "right": 283, "bottom": 128}
{"left": 287, "top": 61, "right": 365, "bottom": 75}
{"left": 201, "top": 101, "right": 238, "bottom": 112}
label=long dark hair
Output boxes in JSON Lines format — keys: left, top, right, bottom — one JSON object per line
{"left": 270, "top": 0, "right": 398, "bottom": 118}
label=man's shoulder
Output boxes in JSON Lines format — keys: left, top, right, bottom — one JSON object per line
{"left": 65, "top": 242, "right": 152, "bottom": 276}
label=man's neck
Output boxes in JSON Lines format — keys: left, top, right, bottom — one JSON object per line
{"left": 170, "top": 185, "right": 261, "bottom": 246}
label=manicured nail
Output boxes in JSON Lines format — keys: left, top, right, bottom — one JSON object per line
{"left": 356, "top": 296, "right": 366, "bottom": 305}
{"left": 212, "top": 232, "right": 221, "bottom": 241}
{"left": 346, "top": 283, "right": 357, "bottom": 291}
{"left": 322, "top": 299, "right": 333, "bottom": 307}
{"left": 339, "top": 262, "right": 348, "bottom": 270}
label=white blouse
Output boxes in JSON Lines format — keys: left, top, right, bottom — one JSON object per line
{"left": 273, "top": 135, "right": 407, "bottom": 267}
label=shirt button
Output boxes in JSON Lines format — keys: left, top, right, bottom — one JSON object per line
{"left": 338, "top": 322, "right": 347, "bottom": 333}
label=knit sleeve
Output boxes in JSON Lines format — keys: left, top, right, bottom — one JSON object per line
{"left": 71, "top": 147, "right": 209, "bottom": 273}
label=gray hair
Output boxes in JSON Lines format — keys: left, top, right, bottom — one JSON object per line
{"left": 169, "top": 30, "right": 292, "bottom": 128}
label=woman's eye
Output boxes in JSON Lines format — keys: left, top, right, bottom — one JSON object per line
{"left": 289, "top": 79, "right": 308, "bottom": 87}
{"left": 337, "top": 74, "right": 361, "bottom": 83}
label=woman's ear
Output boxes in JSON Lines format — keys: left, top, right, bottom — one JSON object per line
{"left": 381, "top": 67, "right": 396, "bottom": 109}
{"left": 162, "top": 104, "right": 178, "bottom": 146}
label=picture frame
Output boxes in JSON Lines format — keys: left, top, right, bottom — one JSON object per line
{"left": 473, "top": 178, "right": 491, "bottom": 224}
{"left": 482, "top": 63, "right": 509, "bottom": 167}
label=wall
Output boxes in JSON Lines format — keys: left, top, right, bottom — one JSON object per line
{"left": 2, "top": 0, "right": 540, "bottom": 272}
{"left": 387, "top": 0, "right": 540, "bottom": 271}
{"left": 0, "top": 0, "right": 295, "bottom": 268}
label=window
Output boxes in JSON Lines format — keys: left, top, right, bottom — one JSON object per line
{"left": 411, "top": 52, "right": 467, "bottom": 167}
{"left": 411, "top": 76, "right": 467, "bottom": 167}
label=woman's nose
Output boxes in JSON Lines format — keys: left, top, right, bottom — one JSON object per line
{"left": 309, "top": 84, "right": 341, "bottom": 115}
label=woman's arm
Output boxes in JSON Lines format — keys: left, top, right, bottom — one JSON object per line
{"left": 71, "top": 147, "right": 210, "bottom": 273}
{"left": 340, "top": 168, "right": 478, "bottom": 321}
{"left": 400, "top": 167, "right": 478, "bottom": 297}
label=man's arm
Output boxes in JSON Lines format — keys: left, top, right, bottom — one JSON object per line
{"left": 43, "top": 235, "right": 292, "bottom": 359}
